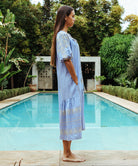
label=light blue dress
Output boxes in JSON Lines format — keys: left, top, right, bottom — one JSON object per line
{"left": 56, "top": 30, "right": 85, "bottom": 141}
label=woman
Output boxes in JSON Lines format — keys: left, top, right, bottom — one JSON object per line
{"left": 50, "top": 5, "right": 85, "bottom": 162}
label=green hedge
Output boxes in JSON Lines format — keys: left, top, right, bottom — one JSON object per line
{"left": 102, "top": 85, "right": 138, "bottom": 103}
{"left": 99, "top": 34, "right": 134, "bottom": 80}
{"left": 0, "top": 87, "right": 30, "bottom": 101}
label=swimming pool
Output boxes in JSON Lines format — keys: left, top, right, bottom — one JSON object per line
{"left": 0, "top": 93, "right": 138, "bottom": 150}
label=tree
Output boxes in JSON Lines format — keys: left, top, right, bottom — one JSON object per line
{"left": 11, "top": 0, "right": 43, "bottom": 57}
{"left": 99, "top": 34, "right": 134, "bottom": 84}
{"left": 111, "top": 0, "right": 119, "bottom": 5}
{"left": 109, "top": 4, "right": 124, "bottom": 34}
{"left": 0, "top": 9, "right": 28, "bottom": 90}
{"left": 83, "top": 0, "right": 123, "bottom": 56}
{"left": 0, "top": 0, "right": 48, "bottom": 87}
{"left": 0, "top": 0, "right": 125, "bottom": 87}
{"left": 69, "top": 15, "right": 89, "bottom": 56}
{"left": 124, "top": 14, "right": 138, "bottom": 35}
{"left": 59, "top": 0, "right": 83, "bottom": 15}
{"left": 127, "top": 35, "right": 138, "bottom": 80}
{"left": 39, "top": 0, "right": 56, "bottom": 56}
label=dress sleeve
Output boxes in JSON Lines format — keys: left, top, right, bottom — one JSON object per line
{"left": 56, "top": 32, "right": 73, "bottom": 62}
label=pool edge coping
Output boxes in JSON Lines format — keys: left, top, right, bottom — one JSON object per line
{"left": 0, "top": 91, "right": 138, "bottom": 115}
{"left": 0, "top": 92, "right": 40, "bottom": 110}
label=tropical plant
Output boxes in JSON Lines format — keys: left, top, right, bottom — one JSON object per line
{"left": 114, "top": 73, "right": 130, "bottom": 87}
{"left": 129, "top": 77, "right": 138, "bottom": 89}
{"left": 27, "top": 75, "right": 37, "bottom": 85}
{"left": 95, "top": 75, "right": 106, "bottom": 84}
{"left": 36, "top": 59, "right": 45, "bottom": 72}
{"left": 0, "top": 48, "right": 28, "bottom": 89}
{"left": 0, "top": 9, "right": 28, "bottom": 90}
{"left": 114, "top": 73, "right": 138, "bottom": 89}
{"left": 23, "top": 55, "right": 36, "bottom": 87}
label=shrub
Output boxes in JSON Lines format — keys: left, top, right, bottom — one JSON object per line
{"left": 12, "top": 88, "right": 18, "bottom": 96}
{"left": 108, "top": 85, "right": 115, "bottom": 95}
{"left": 126, "top": 88, "right": 135, "bottom": 101}
{"left": 102, "top": 85, "right": 108, "bottom": 93}
{"left": 122, "top": 88, "right": 128, "bottom": 100}
{"left": 10, "top": 89, "right": 15, "bottom": 97}
{"left": 3, "top": 89, "right": 11, "bottom": 98}
{"left": 99, "top": 34, "right": 134, "bottom": 81}
{"left": 0, "top": 86, "right": 30, "bottom": 101}
{"left": 102, "top": 85, "right": 138, "bottom": 103}
{"left": 116, "top": 86, "right": 123, "bottom": 98}
{"left": 132, "top": 89, "right": 138, "bottom": 103}
{"left": 113, "top": 86, "right": 120, "bottom": 96}
{"left": 0, "top": 91, "right": 7, "bottom": 100}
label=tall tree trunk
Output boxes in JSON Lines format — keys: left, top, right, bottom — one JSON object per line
{"left": 4, "top": 35, "right": 8, "bottom": 64}
{"left": 23, "top": 63, "right": 34, "bottom": 87}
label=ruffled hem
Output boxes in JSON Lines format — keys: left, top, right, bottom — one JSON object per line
{"left": 58, "top": 91, "right": 85, "bottom": 140}
{"left": 60, "top": 133, "right": 82, "bottom": 141}
{"left": 60, "top": 94, "right": 81, "bottom": 111}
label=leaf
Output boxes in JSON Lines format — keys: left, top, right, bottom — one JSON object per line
{"left": 0, "top": 10, "right": 4, "bottom": 23}
{"left": 0, "top": 64, "right": 11, "bottom": 74}
{"left": 7, "top": 70, "right": 21, "bottom": 78}
{"left": 0, "top": 72, "right": 10, "bottom": 84}
{"left": 4, "top": 9, "right": 15, "bottom": 29}
{"left": 134, "top": 77, "right": 138, "bottom": 87}
{"left": 0, "top": 49, "right": 5, "bottom": 58}
{"left": 0, "top": 62, "right": 4, "bottom": 72}
{"left": 5, "top": 48, "right": 15, "bottom": 65}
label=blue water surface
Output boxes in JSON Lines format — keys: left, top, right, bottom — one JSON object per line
{"left": 0, "top": 93, "right": 138, "bottom": 150}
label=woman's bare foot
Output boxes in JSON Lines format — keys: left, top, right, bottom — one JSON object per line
{"left": 62, "top": 152, "right": 86, "bottom": 162}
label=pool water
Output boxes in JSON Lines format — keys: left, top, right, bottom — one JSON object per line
{"left": 0, "top": 93, "right": 138, "bottom": 150}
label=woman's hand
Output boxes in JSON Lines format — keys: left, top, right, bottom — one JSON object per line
{"left": 64, "top": 59, "right": 78, "bottom": 85}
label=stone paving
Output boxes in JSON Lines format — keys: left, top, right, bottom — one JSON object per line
{"left": 0, "top": 150, "right": 138, "bottom": 166}
{"left": 0, "top": 92, "right": 40, "bottom": 109}
{"left": 0, "top": 92, "right": 138, "bottom": 166}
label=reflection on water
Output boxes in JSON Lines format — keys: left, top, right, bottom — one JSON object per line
{"left": 85, "top": 94, "right": 138, "bottom": 127}
{"left": 0, "top": 93, "right": 138, "bottom": 127}
{"left": 0, "top": 94, "right": 59, "bottom": 127}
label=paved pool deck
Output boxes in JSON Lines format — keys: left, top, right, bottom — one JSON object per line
{"left": 0, "top": 92, "right": 138, "bottom": 166}
{"left": 0, "top": 92, "right": 40, "bottom": 110}
{"left": 0, "top": 150, "right": 138, "bottom": 166}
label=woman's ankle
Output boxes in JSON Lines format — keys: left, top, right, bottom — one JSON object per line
{"left": 63, "top": 150, "right": 71, "bottom": 157}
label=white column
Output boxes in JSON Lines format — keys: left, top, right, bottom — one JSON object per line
{"left": 95, "top": 57, "right": 101, "bottom": 89}
{"left": 32, "top": 63, "right": 38, "bottom": 90}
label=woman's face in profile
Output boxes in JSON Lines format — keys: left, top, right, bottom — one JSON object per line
{"left": 65, "top": 10, "right": 75, "bottom": 27}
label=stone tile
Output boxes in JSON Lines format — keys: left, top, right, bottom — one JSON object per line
{"left": 0, "top": 150, "right": 138, "bottom": 165}
{"left": 0, "top": 92, "right": 40, "bottom": 109}
{"left": 59, "top": 150, "right": 138, "bottom": 166}
{"left": 0, "top": 150, "right": 60, "bottom": 166}
{"left": 93, "top": 92, "right": 138, "bottom": 114}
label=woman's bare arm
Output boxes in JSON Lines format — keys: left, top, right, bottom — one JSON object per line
{"left": 64, "top": 59, "right": 78, "bottom": 85}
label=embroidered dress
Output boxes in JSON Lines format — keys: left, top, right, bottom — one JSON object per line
{"left": 56, "top": 30, "right": 85, "bottom": 141}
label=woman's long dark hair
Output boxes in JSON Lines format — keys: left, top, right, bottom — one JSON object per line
{"left": 50, "top": 5, "right": 73, "bottom": 67}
